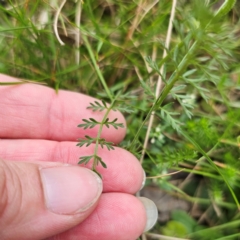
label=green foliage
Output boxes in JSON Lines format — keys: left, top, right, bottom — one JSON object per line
{"left": 78, "top": 118, "right": 101, "bottom": 129}
{"left": 78, "top": 117, "right": 124, "bottom": 130}
{"left": 214, "top": 0, "right": 237, "bottom": 19}
{"left": 161, "top": 210, "right": 205, "bottom": 237}
{"left": 77, "top": 135, "right": 114, "bottom": 150}
{"left": 87, "top": 101, "right": 108, "bottom": 112}
{"left": 159, "top": 103, "right": 182, "bottom": 131}
{"left": 77, "top": 97, "right": 125, "bottom": 176}
{"left": 1, "top": 0, "right": 240, "bottom": 238}
{"left": 162, "top": 220, "right": 188, "bottom": 237}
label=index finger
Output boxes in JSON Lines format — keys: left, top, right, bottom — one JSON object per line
{"left": 0, "top": 74, "right": 126, "bottom": 143}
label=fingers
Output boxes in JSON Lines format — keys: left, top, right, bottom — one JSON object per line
{"left": 0, "top": 159, "right": 102, "bottom": 240}
{"left": 0, "top": 74, "right": 126, "bottom": 143}
{"left": 0, "top": 159, "right": 157, "bottom": 240}
{"left": 47, "top": 193, "right": 147, "bottom": 240}
{"left": 0, "top": 140, "right": 145, "bottom": 194}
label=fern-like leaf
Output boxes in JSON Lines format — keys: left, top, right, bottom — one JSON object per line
{"left": 78, "top": 118, "right": 100, "bottom": 129}
{"left": 77, "top": 135, "right": 96, "bottom": 147}
{"left": 87, "top": 101, "right": 108, "bottom": 112}
{"left": 99, "top": 138, "right": 115, "bottom": 150}
{"left": 78, "top": 155, "right": 94, "bottom": 165}
{"left": 103, "top": 118, "right": 124, "bottom": 129}
{"left": 159, "top": 104, "right": 182, "bottom": 131}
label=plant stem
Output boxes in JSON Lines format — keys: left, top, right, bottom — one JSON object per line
{"left": 82, "top": 34, "right": 113, "bottom": 102}
{"left": 188, "top": 219, "right": 240, "bottom": 237}
{"left": 92, "top": 99, "right": 117, "bottom": 171}
{"left": 140, "top": 0, "right": 177, "bottom": 164}
{"left": 180, "top": 129, "right": 240, "bottom": 209}
{"left": 129, "top": 40, "right": 199, "bottom": 151}
{"left": 75, "top": 0, "right": 82, "bottom": 65}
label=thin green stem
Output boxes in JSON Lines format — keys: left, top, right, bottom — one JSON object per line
{"left": 92, "top": 98, "right": 118, "bottom": 171}
{"left": 0, "top": 26, "right": 32, "bottom": 32}
{"left": 179, "top": 129, "right": 240, "bottom": 209}
{"left": 165, "top": 182, "right": 236, "bottom": 209}
{"left": 0, "top": 82, "right": 27, "bottom": 85}
{"left": 0, "top": 81, "right": 46, "bottom": 85}
{"left": 128, "top": 40, "right": 199, "bottom": 150}
{"left": 215, "top": 233, "right": 240, "bottom": 240}
{"left": 172, "top": 167, "right": 222, "bottom": 180}
{"left": 82, "top": 34, "right": 113, "bottom": 102}
{"left": 188, "top": 220, "right": 240, "bottom": 237}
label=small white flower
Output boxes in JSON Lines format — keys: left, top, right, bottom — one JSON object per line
{"left": 158, "top": 134, "right": 164, "bottom": 141}
{"left": 182, "top": 94, "right": 196, "bottom": 105}
{"left": 151, "top": 138, "right": 156, "bottom": 144}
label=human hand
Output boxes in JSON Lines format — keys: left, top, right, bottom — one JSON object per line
{"left": 0, "top": 74, "right": 157, "bottom": 240}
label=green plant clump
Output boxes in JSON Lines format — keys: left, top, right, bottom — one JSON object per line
{"left": 1, "top": 0, "right": 240, "bottom": 239}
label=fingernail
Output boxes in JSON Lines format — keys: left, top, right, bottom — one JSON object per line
{"left": 40, "top": 166, "right": 102, "bottom": 215}
{"left": 138, "top": 197, "right": 158, "bottom": 232}
{"left": 140, "top": 170, "right": 146, "bottom": 190}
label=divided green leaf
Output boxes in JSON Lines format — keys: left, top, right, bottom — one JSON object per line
{"left": 78, "top": 118, "right": 100, "bottom": 129}
{"left": 87, "top": 101, "right": 108, "bottom": 112}
{"left": 103, "top": 118, "right": 124, "bottom": 129}
{"left": 78, "top": 155, "right": 94, "bottom": 165}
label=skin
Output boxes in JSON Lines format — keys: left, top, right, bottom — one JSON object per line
{"left": 0, "top": 74, "right": 146, "bottom": 240}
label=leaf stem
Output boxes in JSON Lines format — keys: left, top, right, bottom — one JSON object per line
{"left": 188, "top": 219, "right": 240, "bottom": 237}
{"left": 140, "top": 0, "right": 177, "bottom": 164}
{"left": 129, "top": 40, "right": 199, "bottom": 151}
{"left": 92, "top": 98, "right": 118, "bottom": 171}
{"left": 82, "top": 34, "right": 113, "bottom": 102}
{"left": 179, "top": 129, "right": 240, "bottom": 209}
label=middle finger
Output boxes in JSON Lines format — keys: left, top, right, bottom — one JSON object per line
{"left": 0, "top": 139, "right": 144, "bottom": 194}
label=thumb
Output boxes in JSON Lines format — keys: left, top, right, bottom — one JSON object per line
{"left": 0, "top": 159, "right": 102, "bottom": 240}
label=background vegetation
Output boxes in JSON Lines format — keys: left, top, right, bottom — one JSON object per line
{"left": 0, "top": 0, "right": 240, "bottom": 239}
